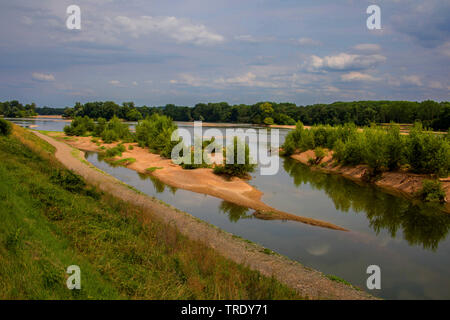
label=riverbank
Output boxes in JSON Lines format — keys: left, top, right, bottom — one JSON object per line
{"left": 1, "top": 124, "right": 307, "bottom": 299}
{"left": 43, "top": 132, "right": 347, "bottom": 231}
{"left": 290, "top": 149, "right": 450, "bottom": 213}
{"left": 31, "top": 130, "right": 374, "bottom": 299}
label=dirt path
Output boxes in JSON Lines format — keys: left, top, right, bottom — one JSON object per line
{"left": 33, "top": 131, "right": 375, "bottom": 300}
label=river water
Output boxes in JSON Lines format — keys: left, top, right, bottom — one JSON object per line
{"left": 11, "top": 118, "right": 450, "bottom": 299}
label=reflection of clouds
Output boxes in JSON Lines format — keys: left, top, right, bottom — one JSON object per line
{"left": 307, "top": 243, "right": 330, "bottom": 256}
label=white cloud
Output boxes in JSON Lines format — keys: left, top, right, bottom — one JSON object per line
{"left": 402, "top": 75, "right": 422, "bottom": 86}
{"left": 114, "top": 16, "right": 224, "bottom": 45}
{"left": 353, "top": 43, "right": 381, "bottom": 51}
{"left": 438, "top": 41, "right": 450, "bottom": 57}
{"left": 32, "top": 72, "right": 55, "bottom": 81}
{"left": 307, "top": 53, "right": 386, "bottom": 72}
{"left": 429, "top": 81, "right": 443, "bottom": 89}
{"left": 21, "top": 16, "right": 33, "bottom": 25}
{"left": 341, "top": 72, "right": 380, "bottom": 82}
{"left": 298, "top": 37, "right": 321, "bottom": 46}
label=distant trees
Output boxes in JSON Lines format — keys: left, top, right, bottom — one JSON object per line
{"left": 0, "top": 101, "right": 37, "bottom": 118}
{"left": 64, "top": 116, "right": 130, "bottom": 143}
{"left": 3, "top": 99, "right": 450, "bottom": 130}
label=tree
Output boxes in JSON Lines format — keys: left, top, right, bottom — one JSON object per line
{"left": 213, "top": 137, "right": 256, "bottom": 178}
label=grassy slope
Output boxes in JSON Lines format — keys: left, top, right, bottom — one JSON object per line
{"left": 0, "top": 125, "right": 300, "bottom": 300}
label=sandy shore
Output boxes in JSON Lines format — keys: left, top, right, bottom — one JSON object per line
{"left": 291, "top": 149, "right": 450, "bottom": 213}
{"left": 46, "top": 133, "right": 347, "bottom": 231}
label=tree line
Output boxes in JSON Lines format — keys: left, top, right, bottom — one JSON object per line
{"left": 0, "top": 101, "right": 37, "bottom": 118}
{"left": 2, "top": 99, "right": 449, "bottom": 130}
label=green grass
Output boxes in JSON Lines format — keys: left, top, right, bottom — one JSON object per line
{"left": 146, "top": 167, "right": 163, "bottom": 173}
{"left": 0, "top": 125, "right": 301, "bottom": 300}
{"left": 109, "top": 158, "right": 136, "bottom": 167}
{"left": 325, "top": 274, "right": 359, "bottom": 290}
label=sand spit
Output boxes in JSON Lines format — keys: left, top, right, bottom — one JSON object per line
{"left": 52, "top": 134, "right": 347, "bottom": 231}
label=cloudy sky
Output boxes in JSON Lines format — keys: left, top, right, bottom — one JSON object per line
{"left": 0, "top": 0, "right": 449, "bottom": 107}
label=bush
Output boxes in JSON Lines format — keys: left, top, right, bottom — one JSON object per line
{"left": 94, "top": 118, "right": 107, "bottom": 136}
{"left": 101, "top": 129, "right": 120, "bottom": 144}
{"left": 100, "top": 116, "right": 131, "bottom": 143}
{"left": 135, "top": 114, "right": 179, "bottom": 158}
{"left": 363, "top": 128, "right": 388, "bottom": 174}
{"left": 213, "top": 137, "right": 256, "bottom": 178}
{"left": 105, "top": 144, "right": 126, "bottom": 157}
{"left": 50, "top": 169, "right": 86, "bottom": 193}
{"left": 0, "top": 118, "right": 12, "bottom": 136}
{"left": 63, "top": 116, "right": 95, "bottom": 136}
{"left": 339, "top": 133, "right": 365, "bottom": 166}
{"left": 313, "top": 147, "right": 326, "bottom": 164}
{"left": 263, "top": 117, "right": 274, "bottom": 125}
{"left": 418, "top": 179, "right": 446, "bottom": 203}
{"left": 385, "top": 125, "right": 405, "bottom": 170}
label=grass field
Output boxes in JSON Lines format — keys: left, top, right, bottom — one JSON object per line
{"left": 0, "top": 125, "right": 301, "bottom": 299}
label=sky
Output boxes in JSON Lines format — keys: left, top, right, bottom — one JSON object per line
{"left": 0, "top": 0, "right": 449, "bottom": 108}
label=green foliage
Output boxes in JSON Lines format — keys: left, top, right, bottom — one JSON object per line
{"left": 5, "top": 99, "right": 450, "bottom": 130}
{"left": 104, "top": 144, "right": 126, "bottom": 157}
{"left": 100, "top": 116, "right": 131, "bottom": 143}
{"left": 135, "top": 114, "right": 179, "bottom": 158}
{"left": 385, "top": 125, "right": 405, "bottom": 170}
{"left": 109, "top": 158, "right": 136, "bottom": 167}
{"left": 50, "top": 169, "right": 86, "bottom": 193}
{"left": 0, "top": 123, "right": 301, "bottom": 300}
{"left": 285, "top": 121, "right": 449, "bottom": 177}
{"left": 93, "top": 117, "right": 107, "bottom": 136}
{"left": 418, "top": 180, "right": 446, "bottom": 203}
{"left": 313, "top": 147, "right": 326, "bottom": 164}
{"left": 63, "top": 116, "right": 95, "bottom": 136}
{"left": 0, "top": 100, "right": 37, "bottom": 118}
{"left": 213, "top": 137, "right": 256, "bottom": 178}
{"left": 407, "top": 123, "right": 450, "bottom": 177}
{"left": 0, "top": 118, "right": 12, "bottom": 136}
{"left": 263, "top": 117, "right": 274, "bottom": 125}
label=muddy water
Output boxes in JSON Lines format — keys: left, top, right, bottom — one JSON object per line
{"left": 13, "top": 118, "right": 450, "bottom": 299}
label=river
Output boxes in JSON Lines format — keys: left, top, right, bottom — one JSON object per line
{"left": 10, "top": 117, "right": 450, "bottom": 299}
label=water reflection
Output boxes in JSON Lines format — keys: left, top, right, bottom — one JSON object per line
{"left": 219, "top": 201, "right": 253, "bottom": 223}
{"left": 283, "top": 158, "right": 450, "bottom": 251}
